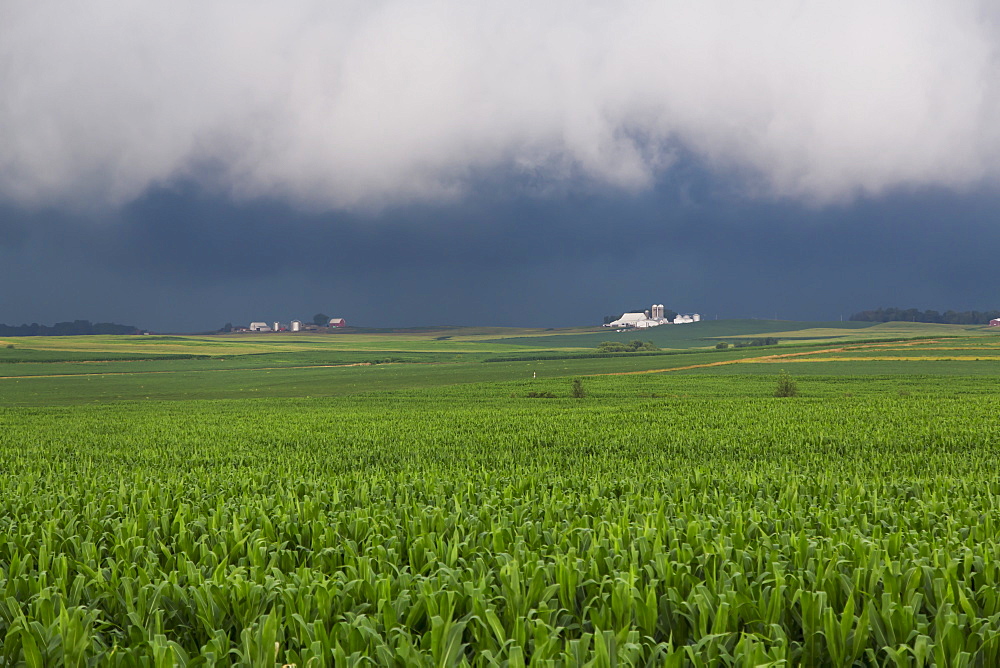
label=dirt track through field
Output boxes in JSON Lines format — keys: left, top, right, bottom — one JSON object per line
{"left": 595, "top": 339, "right": 944, "bottom": 376}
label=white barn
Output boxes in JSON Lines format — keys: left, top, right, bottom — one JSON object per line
{"left": 248, "top": 321, "right": 271, "bottom": 332}
{"left": 606, "top": 313, "right": 647, "bottom": 328}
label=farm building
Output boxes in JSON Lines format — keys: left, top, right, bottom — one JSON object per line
{"left": 248, "top": 322, "right": 271, "bottom": 332}
{"left": 290, "top": 320, "right": 302, "bottom": 332}
{"left": 328, "top": 317, "right": 347, "bottom": 328}
{"left": 605, "top": 312, "right": 649, "bottom": 328}
{"left": 990, "top": 318, "right": 1000, "bottom": 327}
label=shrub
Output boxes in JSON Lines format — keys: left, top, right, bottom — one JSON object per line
{"left": 526, "top": 391, "right": 557, "bottom": 399}
{"left": 571, "top": 378, "right": 586, "bottom": 398}
{"left": 774, "top": 371, "right": 798, "bottom": 397}
{"left": 715, "top": 342, "right": 729, "bottom": 349}
{"left": 597, "top": 340, "right": 660, "bottom": 353}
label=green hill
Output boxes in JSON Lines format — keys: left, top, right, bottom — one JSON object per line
{"left": 483, "top": 319, "right": 878, "bottom": 350}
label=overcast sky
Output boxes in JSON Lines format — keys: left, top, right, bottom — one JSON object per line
{"left": 3, "top": 1, "right": 1000, "bottom": 330}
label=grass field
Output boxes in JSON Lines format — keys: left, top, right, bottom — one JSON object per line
{"left": 478, "top": 320, "right": 992, "bottom": 350}
{"left": 2, "top": 322, "right": 1000, "bottom": 664}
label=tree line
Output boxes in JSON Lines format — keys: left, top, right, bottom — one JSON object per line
{"left": 850, "top": 307, "right": 1000, "bottom": 325}
{"left": 716, "top": 338, "right": 779, "bottom": 349}
{"left": 0, "top": 320, "right": 140, "bottom": 336}
{"left": 597, "top": 340, "right": 660, "bottom": 352}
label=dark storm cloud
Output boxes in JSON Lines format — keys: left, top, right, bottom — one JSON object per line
{"left": 4, "top": 1, "right": 1000, "bottom": 212}
{"left": 3, "top": 179, "right": 999, "bottom": 331}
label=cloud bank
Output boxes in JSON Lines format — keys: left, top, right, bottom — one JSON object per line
{"left": 3, "top": 1, "right": 999, "bottom": 210}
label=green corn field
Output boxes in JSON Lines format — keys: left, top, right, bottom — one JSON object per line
{"left": 3, "top": 329, "right": 1000, "bottom": 665}
{"left": 0, "top": 380, "right": 999, "bottom": 666}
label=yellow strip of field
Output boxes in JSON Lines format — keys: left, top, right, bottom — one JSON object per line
{"left": 752, "top": 356, "right": 1000, "bottom": 363}
{"left": 866, "top": 346, "right": 1000, "bottom": 351}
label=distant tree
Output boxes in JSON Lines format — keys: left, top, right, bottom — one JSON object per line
{"left": 715, "top": 342, "right": 729, "bottom": 349}
{"left": 313, "top": 313, "right": 330, "bottom": 327}
{"left": 571, "top": 378, "right": 586, "bottom": 398}
{"left": 774, "top": 371, "right": 798, "bottom": 397}
{"left": 220, "top": 322, "right": 233, "bottom": 333}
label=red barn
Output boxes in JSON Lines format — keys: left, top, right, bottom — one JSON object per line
{"left": 989, "top": 318, "right": 1000, "bottom": 327}
{"left": 328, "top": 317, "right": 346, "bottom": 328}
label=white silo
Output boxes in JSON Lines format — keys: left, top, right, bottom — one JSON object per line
{"left": 290, "top": 320, "right": 302, "bottom": 332}
{"left": 273, "top": 321, "right": 280, "bottom": 332}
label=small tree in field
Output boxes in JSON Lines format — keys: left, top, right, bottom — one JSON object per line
{"left": 571, "top": 378, "right": 586, "bottom": 398}
{"left": 774, "top": 370, "right": 798, "bottom": 397}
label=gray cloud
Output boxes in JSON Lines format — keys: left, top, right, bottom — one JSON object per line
{"left": 3, "top": 1, "right": 1000, "bottom": 211}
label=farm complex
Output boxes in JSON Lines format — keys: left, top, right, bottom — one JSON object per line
{"left": 243, "top": 316, "right": 347, "bottom": 333}
{"left": 605, "top": 303, "right": 701, "bottom": 328}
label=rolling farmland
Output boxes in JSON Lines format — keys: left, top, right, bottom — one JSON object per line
{"left": 1, "top": 323, "right": 1000, "bottom": 664}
